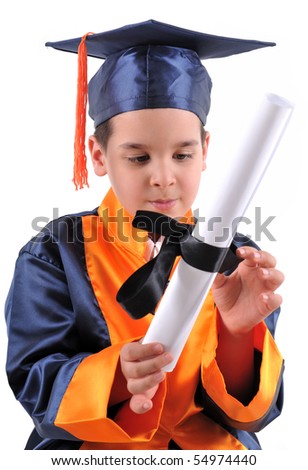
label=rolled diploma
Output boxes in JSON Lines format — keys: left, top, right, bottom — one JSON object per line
{"left": 143, "top": 93, "right": 294, "bottom": 372}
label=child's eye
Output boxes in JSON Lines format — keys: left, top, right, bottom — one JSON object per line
{"left": 174, "top": 154, "right": 192, "bottom": 161}
{"left": 127, "top": 155, "right": 150, "bottom": 164}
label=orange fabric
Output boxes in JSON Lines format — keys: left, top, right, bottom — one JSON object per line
{"left": 201, "top": 322, "right": 283, "bottom": 424}
{"left": 54, "top": 188, "right": 283, "bottom": 449}
{"left": 55, "top": 341, "right": 166, "bottom": 443}
{"left": 73, "top": 32, "right": 93, "bottom": 190}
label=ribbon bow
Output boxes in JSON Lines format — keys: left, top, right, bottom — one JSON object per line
{"left": 116, "top": 210, "right": 242, "bottom": 319}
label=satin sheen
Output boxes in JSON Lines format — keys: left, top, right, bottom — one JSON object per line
{"left": 88, "top": 45, "right": 212, "bottom": 127}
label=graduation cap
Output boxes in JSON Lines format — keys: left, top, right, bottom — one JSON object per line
{"left": 45, "top": 19, "right": 275, "bottom": 189}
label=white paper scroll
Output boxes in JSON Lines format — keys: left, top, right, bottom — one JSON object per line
{"left": 142, "top": 93, "right": 294, "bottom": 372}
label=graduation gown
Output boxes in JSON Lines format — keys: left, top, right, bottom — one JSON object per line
{"left": 5, "top": 188, "right": 284, "bottom": 450}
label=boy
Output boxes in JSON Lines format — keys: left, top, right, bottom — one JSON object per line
{"left": 5, "top": 20, "right": 284, "bottom": 450}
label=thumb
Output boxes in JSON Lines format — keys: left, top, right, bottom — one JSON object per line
{"left": 129, "top": 385, "right": 159, "bottom": 414}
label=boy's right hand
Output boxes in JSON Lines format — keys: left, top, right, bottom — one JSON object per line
{"left": 120, "top": 341, "right": 173, "bottom": 414}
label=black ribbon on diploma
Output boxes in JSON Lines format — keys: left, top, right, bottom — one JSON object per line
{"left": 116, "top": 210, "right": 243, "bottom": 319}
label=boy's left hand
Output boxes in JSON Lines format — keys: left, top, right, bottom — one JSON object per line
{"left": 212, "top": 246, "right": 284, "bottom": 335}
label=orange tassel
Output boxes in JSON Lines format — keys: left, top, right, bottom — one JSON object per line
{"left": 73, "top": 32, "right": 93, "bottom": 190}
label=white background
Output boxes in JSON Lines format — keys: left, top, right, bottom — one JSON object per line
{"left": 0, "top": 0, "right": 307, "bottom": 463}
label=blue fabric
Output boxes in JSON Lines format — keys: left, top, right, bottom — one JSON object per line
{"left": 45, "top": 20, "right": 275, "bottom": 61}
{"left": 88, "top": 45, "right": 212, "bottom": 127}
{"left": 5, "top": 210, "right": 110, "bottom": 448}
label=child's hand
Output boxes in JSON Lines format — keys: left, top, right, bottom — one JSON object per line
{"left": 120, "top": 341, "right": 173, "bottom": 414}
{"left": 212, "top": 246, "right": 284, "bottom": 335}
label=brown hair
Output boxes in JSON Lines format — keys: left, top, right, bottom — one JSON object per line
{"left": 94, "top": 116, "right": 207, "bottom": 149}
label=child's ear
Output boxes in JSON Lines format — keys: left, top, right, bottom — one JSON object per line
{"left": 88, "top": 135, "right": 108, "bottom": 176}
{"left": 202, "top": 131, "right": 210, "bottom": 171}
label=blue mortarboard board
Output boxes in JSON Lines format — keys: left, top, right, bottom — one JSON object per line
{"left": 45, "top": 19, "right": 275, "bottom": 189}
{"left": 46, "top": 18, "right": 275, "bottom": 60}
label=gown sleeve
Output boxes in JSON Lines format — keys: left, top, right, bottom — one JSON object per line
{"left": 200, "top": 234, "right": 284, "bottom": 433}
{"left": 5, "top": 249, "right": 89, "bottom": 442}
{"left": 200, "top": 315, "right": 284, "bottom": 432}
{"left": 53, "top": 343, "right": 167, "bottom": 443}
{"left": 5, "top": 220, "right": 164, "bottom": 445}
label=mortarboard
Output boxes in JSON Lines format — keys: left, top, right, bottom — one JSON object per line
{"left": 45, "top": 19, "right": 275, "bottom": 189}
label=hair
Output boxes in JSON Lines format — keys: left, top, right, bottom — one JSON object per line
{"left": 94, "top": 119, "right": 114, "bottom": 150}
{"left": 94, "top": 114, "right": 207, "bottom": 149}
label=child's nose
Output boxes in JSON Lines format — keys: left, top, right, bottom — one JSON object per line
{"left": 149, "top": 164, "right": 176, "bottom": 188}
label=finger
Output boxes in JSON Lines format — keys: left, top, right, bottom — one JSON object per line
{"left": 129, "top": 394, "right": 154, "bottom": 414}
{"left": 127, "top": 370, "right": 166, "bottom": 395}
{"left": 259, "top": 292, "right": 283, "bottom": 318}
{"left": 258, "top": 268, "right": 285, "bottom": 290}
{"left": 212, "top": 272, "right": 227, "bottom": 289}
{"left": 237, "top": 247, "right": 276, "bottom": 268}
{"left": 121, "top": 341, "right": 164, "bottom": 362}
{"left": 124, "top": 351, "right": 173, "bottom": 379}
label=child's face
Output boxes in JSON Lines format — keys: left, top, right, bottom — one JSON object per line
{"left": 90, "top": 108, "right": 209, "bottom": 218}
